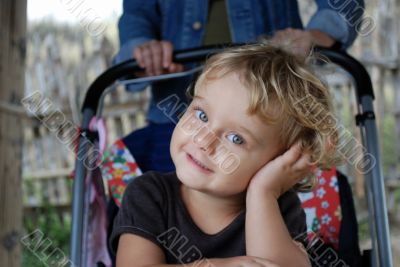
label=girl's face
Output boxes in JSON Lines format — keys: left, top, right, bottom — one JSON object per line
{"left": 170, "top": 72, "right": 283, "bottom": 197}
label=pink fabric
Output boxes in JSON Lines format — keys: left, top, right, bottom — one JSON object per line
{"left": 85, "top": 170, "right": 112, "bottom": 267}
{"left": 89, "top": 117, "right": 107, "bottom": 156}
{"left": 84, "top": 117, "right": 111, "bottom": 266}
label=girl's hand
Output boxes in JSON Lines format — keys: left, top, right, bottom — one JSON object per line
{"left": 248, "top": 143, "right": 313, "bottom": 199}
{"left": 206, "top": 256, "right": 280, "bottom": 267}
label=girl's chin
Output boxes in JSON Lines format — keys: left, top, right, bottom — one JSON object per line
{"left": 175, "top": 166, "right": 212, "bottom": 185}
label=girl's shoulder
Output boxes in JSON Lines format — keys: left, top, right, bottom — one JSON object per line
{"left": 127, "top": 170, "right": 180, "bottom": 188}
{"left": 123, "top": 171, "right": 181, "bottom": 204}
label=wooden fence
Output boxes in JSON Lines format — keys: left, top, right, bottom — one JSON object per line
{"left": 22, "top": 28, "right": 149, "bottom": 214}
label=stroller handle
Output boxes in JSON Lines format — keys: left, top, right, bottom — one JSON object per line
{"left": 81, "top": 44, "right": 374, "bottom": 114}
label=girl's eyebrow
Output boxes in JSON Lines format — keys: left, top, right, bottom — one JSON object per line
{"left": 192, "top": 95, "right": 208, "bottom": 106}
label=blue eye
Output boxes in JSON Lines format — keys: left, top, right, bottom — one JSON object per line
{"left": 195, "top": 109, "right": 208, "bottom": 122}
{"left": 227, "top": 133, "right": 244, "bottom": 145}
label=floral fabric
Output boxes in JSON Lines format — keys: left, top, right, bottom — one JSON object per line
{"left": 101, "top": 140, "right": 142, "bottom": 206}
{"left": 298, "top": 168, "right": 341, "bottom": 250}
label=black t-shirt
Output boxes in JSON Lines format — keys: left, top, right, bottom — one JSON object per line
{"left": 110, "top": 171, "right": 306, "bottom": 264}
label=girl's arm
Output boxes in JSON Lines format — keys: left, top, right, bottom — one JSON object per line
{"left": 116, "top": 234, "right": 166, "bottom": 267}
{"left": 116, "top": 234, "right": 280, "bottom": 267}
{"left": 245, "top": 145, "right": 312, "bottom": 267}
{"left": 245, "top": 189, "right": 310, "bottom": 267}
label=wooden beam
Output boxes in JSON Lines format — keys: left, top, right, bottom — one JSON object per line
{"left": 23, "top": 168, "right": 73, "bottom": 180}
{"left": 0, "top": 0, "right": 27, "bottom": 266}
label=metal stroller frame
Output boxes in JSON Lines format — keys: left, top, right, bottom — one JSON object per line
{"left": 69, "top": 45, "right": 393, "bottom": 267}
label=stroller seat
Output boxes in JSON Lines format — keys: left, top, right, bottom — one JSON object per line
{"left": 71, "top": 46, "right": 393, "bottom": 267}
{"left": 100, "top": 127, "right": 363, "bottom": 266}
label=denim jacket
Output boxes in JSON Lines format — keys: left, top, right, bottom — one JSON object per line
{"left": 115, "top": 0, "right": 364, "bottom": 123}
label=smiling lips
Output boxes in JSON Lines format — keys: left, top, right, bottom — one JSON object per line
{"left": 186, "top": 153, "right": 213, "bottom": 173}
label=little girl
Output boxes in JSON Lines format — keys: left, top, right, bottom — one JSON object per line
{"left": 110, "top": 44, "right": 338, "bottom": 267}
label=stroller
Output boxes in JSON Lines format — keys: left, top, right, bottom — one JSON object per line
{"left": 69, "top": 44, "right": 393, "bottom": 267}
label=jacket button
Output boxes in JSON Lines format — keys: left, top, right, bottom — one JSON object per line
{"left": 192, "top": 21, "right": 202, "bottom": 30}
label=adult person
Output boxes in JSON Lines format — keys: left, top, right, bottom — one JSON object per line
{"left": 112, "top": 0, "right": 363, "bottom": 173}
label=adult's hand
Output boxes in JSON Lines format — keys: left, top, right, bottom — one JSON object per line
{"left": 133, "top": 40, "right": 184, "bottom": 76}
{"left": 271, "top": 28, "right": 335, "bottom": 57}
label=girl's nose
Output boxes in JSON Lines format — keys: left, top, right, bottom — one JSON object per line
{"left": 193, "top": 126, "right": 218, "bottom": 154}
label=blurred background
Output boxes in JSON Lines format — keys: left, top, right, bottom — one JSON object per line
{"left": 0, "top": 0, "right": 399, "bottom": 266}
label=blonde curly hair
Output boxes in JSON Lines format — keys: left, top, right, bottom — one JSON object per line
{"left": 190, "top": 43, "right": 339, "bottom": 190}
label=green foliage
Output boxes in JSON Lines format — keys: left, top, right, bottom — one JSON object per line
{"left": 381, "top": 115, "right": 397, "bottom": 176}
{"left": 358, "top": 218, "right": 370, "bottom": 242}
{"left": 22, "top": 206, "right": 71, "bottom": 267}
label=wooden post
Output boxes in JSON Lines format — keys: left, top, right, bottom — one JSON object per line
{"left": 0, "top": 0, "right": 27, "bottom": 266}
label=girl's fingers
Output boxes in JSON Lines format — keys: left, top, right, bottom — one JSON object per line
{"left": 281, "top": 142, "right": 302, "bottom": 166}
{"left": 292, "top": 153, "right": 312, "bottom": 172}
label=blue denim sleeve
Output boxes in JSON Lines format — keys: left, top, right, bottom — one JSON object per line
{"left": 118, "top": 0, "right": 160, "bottom": 46}
{"left": 306, "top": 0, "right": 365, "bottom": 49}
{"left": 114, "top": 0, "right": 161, "bottom": 91}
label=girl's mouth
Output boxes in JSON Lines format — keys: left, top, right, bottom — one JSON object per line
{"left": 186, "top": 153, "right": 213, "bottom": 173}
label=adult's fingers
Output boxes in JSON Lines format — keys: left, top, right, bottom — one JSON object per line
{"left": 161, "top": 41, "right": 173, "bottom": 69}
{"left": 271, "top": 30, "right": 285, "bottom": 44}
{"left": 168, "top": 63, "right": 184, "bottom": 73}
{"left": 132, "top": 40, "right": 187, "bottom": 76}
{"left": 133, "top": 46, "right": 144, "bottom": 68}
{"left": 149, "top": 41, "right": 164, "bottom": 75}
{"left": 139, "top": 44, "right": 155, "bottom": 76}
